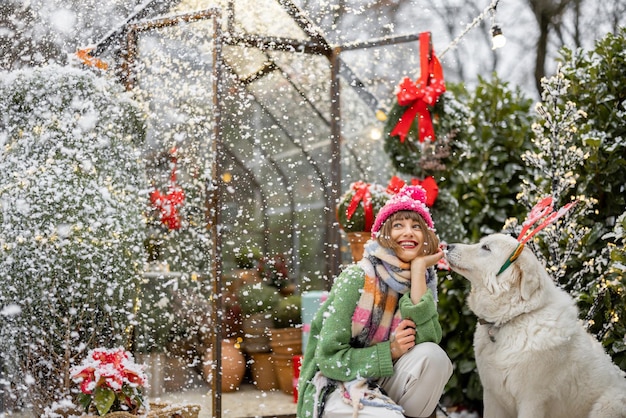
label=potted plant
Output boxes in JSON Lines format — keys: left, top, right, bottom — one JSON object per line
{"left": 269, "top": 295, "right": 302, "bottom": 395}
{"left": 336, "top": 181, "right": 391, "bottom": 261}
{"left": 257, "top": 253, "right": 295, "bottom": 295}
{"left": 233, "top": 245, "right": 262, "bottom": 288}
{"left": 236, "top": 282, "right": 280, "bottom": 391}
{"left": 67, "top": 347, "right": 200, "bottom": 417}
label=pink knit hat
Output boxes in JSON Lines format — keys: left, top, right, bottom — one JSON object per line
{"left": 371, "top": 185, "right": 434, "bottom": 239}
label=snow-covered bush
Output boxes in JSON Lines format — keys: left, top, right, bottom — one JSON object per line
{"left": 520, "top": 28, "right": 626, "bottom": 369}
{"left": 0, "top": 65, "right": 146, "bottom": 414}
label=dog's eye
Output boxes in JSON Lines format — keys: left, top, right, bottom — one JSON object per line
{"left": 481, "top": 244, "right": 491, "bottom": 252}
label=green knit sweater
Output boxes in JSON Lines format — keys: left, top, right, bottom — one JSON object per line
{"left": 296, "top": 264, "right": 443, "bottom": 417}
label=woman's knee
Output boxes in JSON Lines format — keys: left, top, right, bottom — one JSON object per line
{"left": 405, "top": 342, "right": 453, "bottom": 377}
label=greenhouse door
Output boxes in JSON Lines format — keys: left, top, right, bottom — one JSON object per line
{"left": 123, "top": 9, "right": 227, "bottom": 416}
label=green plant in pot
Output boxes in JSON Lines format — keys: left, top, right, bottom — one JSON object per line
{"left": 234, "top": 245, "right": 262, "bottom": 288}
{"left": 270, "top": 294, "right": 303, "bottom": 395}
{"left": 272, "top": 295, "right": 302, "bottom": 329}
{"left": 235, "top": 245, "right": 262, "bottom": 270}
{"left": 337, "top": 182, "right": 390, "bottom": 261}
{"left": 336, "top": 181, "right": 390, "bottom": 233}
{"left": 258, "top": 253, "right": 295, "bottom": 295}
{"left": 236, "top": 282, "right": 279, "bottom": 354}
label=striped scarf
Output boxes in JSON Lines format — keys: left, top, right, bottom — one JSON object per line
{"left": 351, "top": 241, "right": 437, "bottom": 348}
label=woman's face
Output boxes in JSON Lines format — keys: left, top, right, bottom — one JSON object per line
{"left": 389, "top": 217, "right": 425, "bottom": 262}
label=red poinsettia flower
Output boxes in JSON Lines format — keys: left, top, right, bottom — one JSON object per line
{"left": 71, "top": 347, "right": 148, "bottom": 415}
{"left": 72, "top": 366, "right": 96, "bottom": 394}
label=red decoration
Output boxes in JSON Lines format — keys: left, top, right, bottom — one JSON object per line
{"left": 150, "top": 149, "right": 185, "bottom": 230}
{"left": 390, "top": 32, "right": 446, "bottom": 143}
{"left": 385, "top": 176, "right": 407, "bottom": 195}
{"left": 345, "top": 181, "right": 375, "bottom": 232}
{"left": 386, "top": 175, "right": 439, "bottom": 207}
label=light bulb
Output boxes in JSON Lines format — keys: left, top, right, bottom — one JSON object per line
{"left": 491, "top": 25, "right": 507, "bottom": 49}
{"left": 369, "top": 126, "right": 382, "bottom": 141}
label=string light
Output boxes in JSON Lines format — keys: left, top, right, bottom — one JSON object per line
{"left": 491, "top": 25, "right": 507, "bottom": 49}
{"left": 490, "top": 1, "right": 506, "bottom": 50}
{"left": 369, "top": 126, "right": 382, "bottom": 140}
{"left": 439, "top": 0, "right": 505, "bottom": 58}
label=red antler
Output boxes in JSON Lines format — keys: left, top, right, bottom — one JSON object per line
{"left": 497, "top": 197, "right": 577, "bottom": 276}
{"left": 517, "top": 197, "right": 577, "bottom": 245}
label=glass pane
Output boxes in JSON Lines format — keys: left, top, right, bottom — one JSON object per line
{"left": 129, "top": 15, "right": 218, "bottom": 402}
{"left": 175, "top": 0, "right": 310, "bottom": 40}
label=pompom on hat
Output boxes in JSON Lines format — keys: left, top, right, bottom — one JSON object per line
{"left": 371, "top": 185, "right": 434, "bottom": 239}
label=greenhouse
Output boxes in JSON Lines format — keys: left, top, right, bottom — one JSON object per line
{"left": 86, "top": 0, "right": 427, "bottom": 415}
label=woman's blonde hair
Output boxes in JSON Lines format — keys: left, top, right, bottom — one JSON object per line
{"left": 377, "top": 210, "right": 439, "bottom": 255}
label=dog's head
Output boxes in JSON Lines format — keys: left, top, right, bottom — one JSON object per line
{"left": 446, "top": 233, "right": 547, "bottom": 323}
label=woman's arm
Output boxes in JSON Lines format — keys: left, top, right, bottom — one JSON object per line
{"left": 313, "top": 266, "right": 395, "bottom": 381}
{"left": 409, "top": 248, "right": 444, "bottom": 304}
{"left": 402, "top": 249, "right": 445, "bottom": 344}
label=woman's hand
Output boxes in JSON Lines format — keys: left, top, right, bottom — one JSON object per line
{"left": 410, "top": 247, "right": 444, "bottom": 270}
{"left": 390, "top": 319, "right": 417, "bottom": 360}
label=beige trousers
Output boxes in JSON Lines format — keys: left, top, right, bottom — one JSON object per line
{"left": 322, "top": 342, "right": 452, "bottom": 418}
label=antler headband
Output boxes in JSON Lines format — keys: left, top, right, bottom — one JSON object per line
{"left": 496, "top": 196, "right": 577, "bottom": 276}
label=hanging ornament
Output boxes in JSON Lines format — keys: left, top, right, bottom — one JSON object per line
{"left": 150, "top": 149, "right": 185, "bottom": 230}
{"left": 389, "top": 32, "right": 445, "bottom": 144}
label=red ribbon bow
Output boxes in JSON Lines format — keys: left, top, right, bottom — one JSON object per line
{"left": 386, "top": 175, "right": 439, "bottom": 207}
{"left": 345, "top": 181, "right": 375, "bottom": 232}
{"left": 150, "top": 150, "right": 185, "bottom": 230}
{"left": 390, "top": 32, "right": 446, "bottom": 143}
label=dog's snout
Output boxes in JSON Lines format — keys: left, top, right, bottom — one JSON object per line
{"left": 447, "top": 244, "right": 455, "bottom": 252}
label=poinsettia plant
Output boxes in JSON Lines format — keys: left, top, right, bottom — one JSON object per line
{"left": 71, "top": 347, "right": 148, "bottom": 416}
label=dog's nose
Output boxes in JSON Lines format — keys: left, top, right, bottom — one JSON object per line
{"left": 447, "top": 244, "right": 455, "bottom": 252}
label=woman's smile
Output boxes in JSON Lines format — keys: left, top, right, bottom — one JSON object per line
{"left": 391, "top": 218, "right": 425, "bottom": 262}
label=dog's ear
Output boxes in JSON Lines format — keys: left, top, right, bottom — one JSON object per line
{"left": 513, "top": 251, "right": 541, "bottom": 301}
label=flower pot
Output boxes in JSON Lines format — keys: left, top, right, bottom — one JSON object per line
{"left": 269, "top": 327, "right": 302, "bottom": 356}
{"left": 346, "top": 232, "right": 370, "bottom": 262}
{"left": 272, "top": 353, "right": 296, "bottom": 395}
{"left": 249, "top": 352, "right": 278, "bottom": 391}
{"left": 269, "top": 328, "right": 302, "bottom": 395}
{"left": 203, "top": 339, "right": 246, "bottom": 392}
{"left": 147, "top": 402, "right": 201, "bottom": 418}
{"left": 241, "top": 312, "right": 273, "bottom": 354}
{"left": 234, "top": 268, "right": 260, "bottom": 288}
{"left": 83, "top": 402, "right": 201, "bottom": 418}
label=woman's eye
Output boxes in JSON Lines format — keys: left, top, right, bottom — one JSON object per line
{"left": 481, "top": 244, "right": 491, "bottom": 252}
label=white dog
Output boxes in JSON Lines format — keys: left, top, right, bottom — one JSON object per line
{"left": 446, "top": 233, "right": 626, "bottom": 418}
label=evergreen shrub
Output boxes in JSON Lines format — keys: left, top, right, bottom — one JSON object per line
{"left": 0, "top": 65, "right": 146, "bottom": 414}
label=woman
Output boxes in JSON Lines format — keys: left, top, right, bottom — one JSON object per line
{"left": 297, "top": 185, "right": 453, "bottom": 418}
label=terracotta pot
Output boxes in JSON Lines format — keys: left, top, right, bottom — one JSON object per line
{"left": 269, "top": 327, "right": 302, "bottom": 355}
{"left": 203, "top": 339, "right": 246, "bottom": 392}
{"left": 269, "top": 328, "right": 302, "bottom": 395}
{"left": 346, "top": 232, "right": 370, "bottom": 262}
{"left": 249, "top": 352, "right": 278, "bottom": 391}
{"left": 241, "top": 312, "right": 273, "bottom": 354}
{"left": 272, "top": 353, "right": 296, "bottom": 395}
